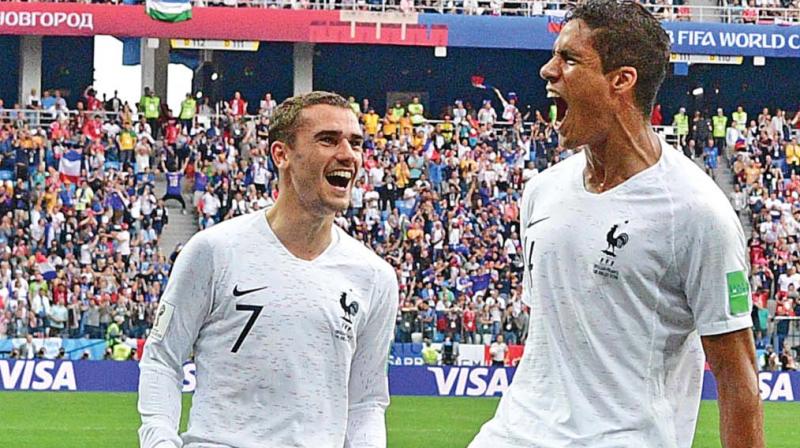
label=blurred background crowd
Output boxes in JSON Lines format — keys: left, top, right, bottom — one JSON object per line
{"left": 0, "top": 82, "right": 797, "bottom": 370}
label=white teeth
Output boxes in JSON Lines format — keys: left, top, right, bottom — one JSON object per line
{"left": 546, "top": 91, "right": 560, "bottom": 98}
{"left": 327, "top": 170, "right": 352, "bottom": 179}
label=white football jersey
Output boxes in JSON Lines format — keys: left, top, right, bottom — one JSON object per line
{"left": 138, "top": 211, "right": 398, "bottom": 448}
{"left": 471, "top": 140, "right": 752, "bottom": 448}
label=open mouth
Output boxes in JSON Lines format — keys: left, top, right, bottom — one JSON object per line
{"left": 325, "top": 170, "right": 352, "bottom": 189}
{"left": 554, "top": 97, "right": 568, "bottom": 122}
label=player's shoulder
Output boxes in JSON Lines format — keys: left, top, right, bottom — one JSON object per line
{"left": 187, "top": 211, "right": 263, "bottom": 250}
{"left": 334, "top": 226, "right": 396, "bottom": 282}
{"left": 522, "top": 151, "right": 584, "bottom": 199}
{"left": 658, "top": 146, "right": 741, "bottom": 239}
{"left": 659, "top": 146, "right": 731, "bottom": 216}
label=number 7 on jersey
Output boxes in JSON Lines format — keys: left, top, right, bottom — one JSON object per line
{"left": 231, "top": 304, "right": 263, "bottom": 353}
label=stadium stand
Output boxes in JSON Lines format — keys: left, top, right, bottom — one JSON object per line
{"left": 0, "top": 84, "right": 798, "bottom": 368}
{"left": 726, "top": 107, "right": 800, "bottom": 370}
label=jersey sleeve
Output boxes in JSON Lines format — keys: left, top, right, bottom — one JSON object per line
{"left": 344, "top": 263, "right": 398, "bottom": 448}
{"left": 138, "top": 233, "right": 215, "bottom": 448}
{"left": 519, "top": 178, "right": 536, "bottom": 307}
{"left": 678, "top": 201, "right": 753, "bottom": 336}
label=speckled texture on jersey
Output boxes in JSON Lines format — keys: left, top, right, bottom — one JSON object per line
{"left": 138, "top": 211, "right": 398, "bottom": 448}
{"left": 471, "top": 140, "right": 752, "bottom": 448}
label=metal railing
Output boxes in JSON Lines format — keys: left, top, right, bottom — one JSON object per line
{"left": 0, "top": 0, "right": 798, "bottom": 24}
{"left": 1, "top": 106, "right": 681, "bottom": 140}
{"left": 202, "top": 0, "right": 800, "bottom": 25}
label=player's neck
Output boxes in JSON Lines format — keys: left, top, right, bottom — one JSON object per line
{"left": 583, "top": 116, "right": 661, "bottom": 194}
{"left": 266, "top": 198, "right": 334, "bottom": 261}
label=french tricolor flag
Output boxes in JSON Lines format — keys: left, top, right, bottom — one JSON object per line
{"left": 58, "top": 149, "right": 82, "bottom": 184}
{"left": 35, "top": 253, "right": 56, "bottom": 281}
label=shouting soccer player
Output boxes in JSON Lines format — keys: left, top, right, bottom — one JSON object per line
{"left": 470, "top": 1, "right": 764, "bottom": 447}
{"left": 138, "top": 92, "right": 398, "bottom": 448}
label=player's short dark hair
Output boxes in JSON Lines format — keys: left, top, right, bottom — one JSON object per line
{"left": 566, "top": 0, "right": 670, "bottom": 116}
{"left": 269, "top": 91, "right": 351, "bottom": 147}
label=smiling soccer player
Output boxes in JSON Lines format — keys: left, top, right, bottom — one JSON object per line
{"left": 138, "top": 92, "right": 398, "bottom": 448}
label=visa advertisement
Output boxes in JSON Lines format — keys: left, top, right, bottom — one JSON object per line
{"left": 1, "top": 360, "right": 798, "bottom": 401}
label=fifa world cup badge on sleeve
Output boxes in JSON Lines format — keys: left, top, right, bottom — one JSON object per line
{"left": 151, "top": 302, "right": 176, "bottom": 341}
{"left": 726, "top": 271, "right": 750, "bottom": 316}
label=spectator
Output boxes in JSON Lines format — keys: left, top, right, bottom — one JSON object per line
{"left": 139, "top": 87, "right": 161, "bottom": 140}
{"left": 501, "top": 307, "right": 518, "bottom": 344}
{"left": 408, "top": 96, "right": 425, "bottom": 126}
{"left": 162, "top": 160, "right": 189, "bottom": 214}
{"left": 779, "top": 341, "right": 797, "bottom": 371}
{"left": 673, "top": 107, "right": 689, "bottom": 149}
{"left": 259, "top": 92, "right": 277, "bottom": 118}
{"left": 650, "top": 104, "right": 663, "bottom": 126}
{"left": 421, "top": 339, "right": 438, "bottom": 365}
{"left": 179, "top": 93, "right": 197, "bottom": 132}
{"left": 489, "top": 334, "right": 507, "bottom": 366}
{"left": 228, "top": 91, "right": 247, "bottom": 117}
{"left": 440, "top": 335, "right": 458, "bottom": 365}
{"left": 19, "top": 333, "right": 35, "bottom": 359}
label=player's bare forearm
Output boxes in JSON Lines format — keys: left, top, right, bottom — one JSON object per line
{"left": 701, "top": 329, "right": 765, "bottom": 448}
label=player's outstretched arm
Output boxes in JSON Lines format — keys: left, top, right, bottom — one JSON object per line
{"left": 701, "top": 329, "right": 764, "bottom": 448}
{"left": 344, "top": 267, "right": 399, "bottom": 448}
{"left": 138, "top": 234, "right": 215, "bottom": 448}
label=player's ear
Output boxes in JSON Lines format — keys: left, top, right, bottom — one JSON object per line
{"left": 270, "top": 140, "right": 290, "bottom": 171}
{"left": 609, "top": 66, "right": 637, "bottom": 96}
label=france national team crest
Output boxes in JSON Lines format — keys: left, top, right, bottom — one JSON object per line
{"left": 593, "top": 221, "right": 630, "bottom": 280}
{"left": 334, "top": 291, "right": 359, "bottom": 342}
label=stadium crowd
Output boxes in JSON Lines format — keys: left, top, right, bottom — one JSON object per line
{"left": 719, "top": 105, "right": 800, "bottom": 371}
{"left": 0, "top": 84, "right": 798, "bottom": 370}
{"left": 0, "top": 86, "right": 178, "bottom": 360}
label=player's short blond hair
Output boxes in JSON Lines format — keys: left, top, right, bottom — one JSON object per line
{"left": 269, "top": 91, "right": 351, "bottom": 147}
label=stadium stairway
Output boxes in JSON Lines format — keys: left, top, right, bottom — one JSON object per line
{"left": 713, "top": 158, "right": 753, "bottom": 238}
{"left": 693, "top": 155, "right": 753, "bottom": 238}
{"left": 153, "top": 172, "right": 199, "bottom": 259}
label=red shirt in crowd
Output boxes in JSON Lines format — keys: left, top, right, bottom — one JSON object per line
{"left": 82, "top": 118, "right": 102, "bottom": 141}
{"left": 651, "top": 105, "right": 663, "bottom": 126}
{"left": 165, "top": 121, "right": 179, "bottom": 145}
{"left": 85, "top": 94, "right": 102, "bottom": 112}
{"left": 463, "top": 308, "right": 476, "bottom": 332}
{"left": 752, "top": 290, "right": 769, "bottom": 309}
{"left": 229, "top": 97, "right": 247, "bottom": 117}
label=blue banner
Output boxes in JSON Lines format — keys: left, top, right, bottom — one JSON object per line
{"left": 390, "top": 343, "right": 425, "bottom": 366}
{"left": 0, "top": 338, "right": 108, "bottom": 360}
{"left": 390, "top": 366, "right": 515, "bottom": 397}
{"left": 1, "top": 361, "right": 798, "bottom": 401}
{"left": 419, "top": 14, "right": 800, "bottom": 58}
{"left": 665, "top": 22, "right": 800, "bottom": 58}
